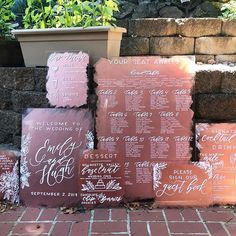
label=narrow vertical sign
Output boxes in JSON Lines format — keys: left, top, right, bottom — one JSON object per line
{"left": 46, "top": 52, "right": 89, "bottom": 107}
{"left": 0, "top": 150, "right": 19, "bottom": 203}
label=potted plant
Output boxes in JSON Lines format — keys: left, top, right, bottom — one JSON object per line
{"left": 12, "top": 0, "right": 126, "bottom": 67}
{"left": 0, "top": 0, "right": 24, "bottom": 66}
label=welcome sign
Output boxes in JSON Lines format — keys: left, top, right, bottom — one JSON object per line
{"left": 21, "top": 108, "right": 94, "bottom": 207}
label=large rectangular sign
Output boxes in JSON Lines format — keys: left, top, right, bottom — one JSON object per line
{"left": 95, "top": 56, "right": 195, "bottom": 200}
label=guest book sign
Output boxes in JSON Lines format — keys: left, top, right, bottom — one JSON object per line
{"left": 153, "top": 161, "right": 212, "bottom": 207}
{"left": 95, "top": 56, "right": 195, "bottom": 200}
{"left": 21, "top": 108, "right": 94, "bottom": 207}
{"left": 0, "top": 149, "right": 19, "bottom": 203}
{"left": 196, "top": 123, "right": 236, "bottom": 204}
{"left": 46, "top": 52, "right": 89, "bottom": 107}
{"left": 79, "top": 150, "right": 124, "bottom": 209}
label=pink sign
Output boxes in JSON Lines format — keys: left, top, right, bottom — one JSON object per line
{"left": 153, "top": 161, "right": 212, "bottom": 207}
{"left": 79, "top": 150, "right": 124, "bottom": 209}
{"left": 21, "top": 108, "right": 94, "bottom": 207}
{"left": 46, "top": 52, "right": 89, "bottom": 107}
{"left": 95, "top": 56, "right": 195, "bottom": 201}
{"left": 0, "top": 149, "right": 19, "bottom": 203}
{"left": 196, "top": 123, "right": 236, "bottom": 204}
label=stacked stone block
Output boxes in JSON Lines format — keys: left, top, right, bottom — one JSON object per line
{"left": 118, "top": 18, "right": 236, "bottom": 64}
{"left": 0, "top": 68, "right": 48, "bottom": 147}
{"left": 194, "top": 65, "right": 236, "bottom": 120}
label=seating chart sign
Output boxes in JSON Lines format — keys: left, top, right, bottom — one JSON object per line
{"left": 21, "top": 108, "right": 94, "bottom": 207}
{"left": 46, "top": 52, "right": 89, "bottom": 107}
{"left": 95, "top": 56, "right": 195, "bottom": 200}
{"left": 0, "top": 149, "right": 19, "bottom": 203}
{"left": 79, "top": 150, "right": 124, "bottom": 209}
{"left": 153, "top": 161, "right": 212, "bottom": 207}
{"left": 196, "top": 123, "right": 236, "bottom": 204}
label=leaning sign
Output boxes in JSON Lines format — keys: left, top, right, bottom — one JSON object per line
{"left": 20, "top": 108, "right": 94, "bottom": 207}
{"left": 95, "top": 56, "right": 195, "bottom": 201}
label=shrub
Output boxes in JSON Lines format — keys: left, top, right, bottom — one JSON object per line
{"left": 0, "top": 0, "right": 16, "bottom": 39}
{"left": 220, "top": 0, "right": 236, "bottom": 19}
{"left": 23, "top": 0, "right": 119, "bottom": 29}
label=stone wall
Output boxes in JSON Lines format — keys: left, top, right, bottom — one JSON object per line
{"left": 118, "top": 18, "right": 236, "bottom": 64}
{"left": 117, "top": 0, "right": 225, "bottom": 19}
{"left": 0, "top": 68, "right": 48, "bottom": 147}
{"left": 1, "top": 18, "right": 236, "bottom": 147}
{"left": 0, "top": 64, "right": 236, "bottom": 148}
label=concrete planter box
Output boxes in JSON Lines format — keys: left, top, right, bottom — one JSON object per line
{"left": 12, "top": 26, "right": 126, "bottom": 67}
{"left": 0, "top": 39, "right": 24, "bottom": 67}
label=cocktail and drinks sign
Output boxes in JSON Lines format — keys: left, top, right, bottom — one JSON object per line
{"left": 95, "top": 56, "right": 195, "bottom": 200}
{"left": 196, "top": 123, "right": 236, "bottom": 204}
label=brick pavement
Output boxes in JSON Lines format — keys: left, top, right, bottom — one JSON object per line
{"left": 0, "top": 206, "right": 235, "bottom": 236}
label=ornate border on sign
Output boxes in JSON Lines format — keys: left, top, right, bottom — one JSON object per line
{"left": 20, "top": 133, "right": 32, "bottom": 189}
{"left": 195, "top": 123, "right": 210, "bottom": 150}
{"left": 153, "top": 162, "right": 167, "bottom": 190}
{"left": 193, "top": 161, "right": 213, "bottom": 179}
{"left": 0, "top": 161, "right": 19, "bottom": 203}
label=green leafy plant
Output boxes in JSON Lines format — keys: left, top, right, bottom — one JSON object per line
{"left": 23, "top": 0, "right": 119, "bottom": 29}
{"left": 0, "top": 0, "right": 16, "bottom": 39}
{"left": 220, "top": 0, "right": 236, "bottom": 19}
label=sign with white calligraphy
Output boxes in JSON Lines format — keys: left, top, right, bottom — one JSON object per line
{"left": 95, "top": 56, "right": 195, "bottom": 200}
{"left": 79, "top": 150, "right": 124, "bottom": 209}
{"left": 196, "top": 123, "right": 236, "bottom": 204}
{"left": 153, "top": 161, "right": 212, "bottom": 207}
{"left": 0, "top": 149, "right": 19, "bottom": 203}
{"left": 46, "top": 52, "right": 89, "bottom": 107}
{"left": 21, "top": 108, "right": 94, "bottom": 207}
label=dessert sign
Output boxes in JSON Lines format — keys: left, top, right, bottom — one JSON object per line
{"left": 79, "top": 150, "right": 124, "bottom": 209}
{"left": 0, "top": 149, "right": 19, "bottom": 203}
{"left": 46, "top": 52, "right": 89, "bottom": 107}
{"left": 95, "top": 56, "right": 195, "bottom": 200}
{"left": 21, "top": 108, "right": 94, "bottom": 207}
{"left": 196, "top": 123, "right": 236, "bottom": 204}
{"left": 153, "top": 161, "right": 212, "bottom": 207}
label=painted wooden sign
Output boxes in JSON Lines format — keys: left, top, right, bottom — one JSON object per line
{"left": 46, "top": 52, "right": 89, "bottom": 107}
{"left": 95, "top": 56, "right": 195, "bottom": 200}
{"left": 0, "top": 149, "right": 19, "bottom": 203}
{"left": 196, "top": 123, "right": 236, "bottom": 204}
{"left": 153, "top": 161, "right": 212, "bottom": 207}
{"left": 79, "top": 150, "right": 124, "bottom": 209}
{"left": 21, "top": 108, "right": 94, "bottom": 207}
